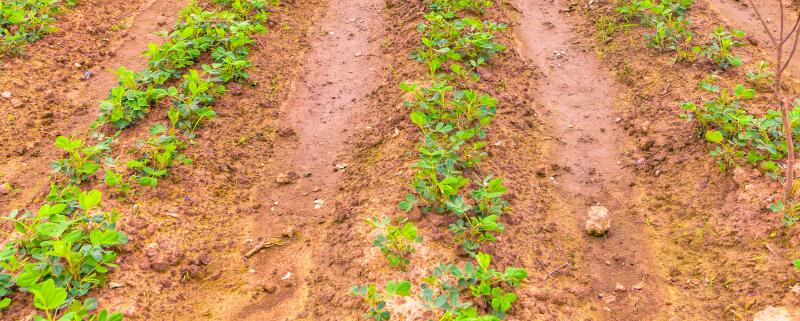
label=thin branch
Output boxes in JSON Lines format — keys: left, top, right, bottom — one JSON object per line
{"left": 750, "top": 0, "right": 779, "bottom": 45}
{"left": 782, "top": 11, "right": 800, "bottom": 45}
{"left": 779, "top": 25, "right": 800, "bottom": 73}
{"left": 780, "top": 0, "right": 786, "bottom": 42}
{"left": 783, "top": 17, "right": 800, "bottom": 72}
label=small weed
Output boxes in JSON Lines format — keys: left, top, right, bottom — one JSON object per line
{"left": 746, "top": 60, "right": 774, "bottom": 88}
{"left": 696, "top": 27, "right": 745, "bottom": 70}
{"left": 367, "top": 216, "right": 422, "bottom": 270}
{"left": 351, "top": 280, "right": 411, "bottom": 320}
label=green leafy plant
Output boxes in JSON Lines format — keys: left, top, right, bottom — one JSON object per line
{"left": 351, "top": 280, "right": 411, "bottom": 320}
{"left": 617, "top": 0, "right": 695, "bottom": 52}
{"left": 746, "top": 60, "right": 774, "bottom": 88}
{"left": 449, "top": 176, "right": 508, "bottom": 255}
{"left": 51, "top": 136, "right": 112, "bottom": 184}
{"left": 94, "top": 67, "right": 174, "bottom": 129}
{"left": 1, "top": 189, "right": 128, "bottom": 311}
{"left": 411, "top": 13, "right": 506, "bottom": 81}
{"left": 696, "top": 27, "right": 745, "bottom": 70}
{"left": 427, "top": 0, "right": 493, "bottom": 13}
{"left": 169, "top": 69, "right": 223, "bottom": 137}
{"left": 367, "top": 217, "right": 422, "bottom": 270}
{"left": 28, "top": 281, "right": 122, "bottom": 321}
{"left": 0, "top": 0, "right": 76, "bottom": 56}
{"left": 770, "top": 200, "right": 800, "bottom": 225}
{"left": 747, "top": 0, "right": 800, "bottom": 221}
{"left": 680, "top": 81, "right": 800, "bottom": 179}
{"left": 681, "top": 82, "right": 771, "bottom": 171}
{"left": 126, "top": 124, "right": 191, "bottom": 187}
{"left": 420, "top": 253, "right": 527, "bottom": 320}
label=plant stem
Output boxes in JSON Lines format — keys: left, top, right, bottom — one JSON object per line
{"left": 750, "top": 0, "right": 799, "bottom": 201}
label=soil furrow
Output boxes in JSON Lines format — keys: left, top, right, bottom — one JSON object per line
{"left": 513, "top": 0, "right": 669, "bottom": 318}
{"left": 158, "top": 0, "right": 389, "bottom": 319}
{"left": 238, "top": 0, "right": 387, "bottom": 318}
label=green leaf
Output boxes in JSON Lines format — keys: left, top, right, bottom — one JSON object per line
{"left": 400, "top": 222, "right": 418, "bottom": 240}
{"left": 79, "top": 190, "right": 102, "bottom": 210}
{"left": 729, "top": 56, "right": 743, "bottom": 67}
{"left": 57, "top": 312, "right": 76, "bottom": 321}
{"left": 398, "top": 194, "right": 417, "bottom": 212}
{"left": 0, "top": 298, "right": 10, "bottom": 309}
{"left": 504, "top": 267, "right": 529, "bottom": 286}
{"left": 385, "top": 280, "right": 411, "bottom": 297}
{"left": 54, "top": 136, "right": 71, "bottom": 150}
{"left": 733, "top": 84, "right": 755, "bottom": 99}
{"left": 82, "top": 297, "right": 98, "bottom": 311}
{"left": 36, "top": 222, "right": 69, "bottom": 238}
{"left": 16, "top": 264, "right": 45, "bottom": 288}
{"left": 410, "top": 111, "right": 427, "bottom": 127}
{"left": 105, "top": 171, "right": 121, "bottom": 187}
{"left": 97, "top": 311, "right": 124, "bottom": 321}
{"left": 705, "top": 130, "right": 724, "bottom": 143}
{"left": 180, "top": 26, "right": 195, "bottom": 39}
{"left": 30, "top": 279, "right": 67, "bottom": 311}
{"left": 399, "top": 82, "right": 418, "bottom": 92}
{"left": 476, "top": 252, "right": 491, "bottom": 270}
{"left": 761, "top": 161, "right": 779, "bottom": 172}
{"left": 699, "top": 81, "right": 719, "bottom": 93}
{"left": 680, "top": 101, "right": 697, "bottom": 112}
{"left": 38, "top": 204, "right": 66, "bottom": 218}
{"left": 770, "top": 201, "right": 785, "bottom": 213}
{"left": 90, "top": 229, "right": 125, "bottom": 246}
{"left": 491, "top": 291, "right": 517, "bottom": 313}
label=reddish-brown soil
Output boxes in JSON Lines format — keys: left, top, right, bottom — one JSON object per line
{"left": 513, "top": 0, "right": 668, "bottom": 318}
{"left": 4, "top": 0, "right": 800, "bottom": 320}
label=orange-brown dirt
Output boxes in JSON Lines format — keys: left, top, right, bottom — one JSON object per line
{"left": 2, "top": 0, "right": 800, "bottom": 320}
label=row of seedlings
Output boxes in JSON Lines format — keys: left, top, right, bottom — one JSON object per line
{"left": 352, "top": 1, "right": 528, "bottom": 320}
{"left": 0, "top": 0, "right": 277, "bottom": 320}
{"left": 0, "top": 0, "right": 78, "bottom": 55}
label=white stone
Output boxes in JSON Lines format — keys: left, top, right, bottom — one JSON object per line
{"left": 585, "top": 206, "right": 611, "bottom": 236}
{"left": 754, "top": 306, "right": 800, "bottom": 321}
